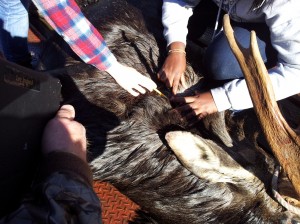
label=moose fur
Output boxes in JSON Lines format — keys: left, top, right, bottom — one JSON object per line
{"left": 35, "top": 0, "right": 300, "bottom": 223}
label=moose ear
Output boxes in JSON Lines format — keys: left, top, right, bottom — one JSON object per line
{"left": 165, "top": 131, "right": 221, "bottom": 180}
{"left": 165, "top": 131, "right": 254, "bottom": 183}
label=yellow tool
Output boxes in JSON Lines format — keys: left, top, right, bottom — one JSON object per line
{"left": 153, "top": 88, "right": 168, "bottom": 99}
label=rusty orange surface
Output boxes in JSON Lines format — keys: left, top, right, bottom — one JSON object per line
{"left": 93, "top": 181, "right": 140, "bottom": 224}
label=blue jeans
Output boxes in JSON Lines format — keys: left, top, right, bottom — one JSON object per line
{"left": 0, "top": 0, "right": 31, "bottom": 65}
{"left": 203, "top": 22, "right": 277, "bottom": 80}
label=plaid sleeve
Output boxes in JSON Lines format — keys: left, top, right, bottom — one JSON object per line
{"left": 32, "top": 0, "right": 117, "bottom": 71}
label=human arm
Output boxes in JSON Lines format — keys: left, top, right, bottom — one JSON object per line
{"left": 171, "top": 91, "right": 218, "bottom": 123}
{"left": 0, "top": 105, "right": 102, "bottom": 223}
{"left": 158, "top": 41, "right": 186, "bottom": 94}
{"left": 106, "top": 62, "right": 157, "bottom": 96}
{"left": 211, "top": 0, "right": 300, "bottom": 112}
{"left": 211, "top": 63, "right": 300, "bottom": 112}
{"left": 31, "top": 0, "right": 156, "bottom": 96}
{"left": 159, "top": 0, "right": 197, "bottom": 94}
{"left": 170, "top": 0, "right": 300, "bottom": 119}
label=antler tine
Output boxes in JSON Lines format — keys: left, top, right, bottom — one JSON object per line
{"left": 223, "top": 14, "right": 300, "bottom": 197}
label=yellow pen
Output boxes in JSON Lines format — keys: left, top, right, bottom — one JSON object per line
{"left": 153, "top": 88, "right": 168, "bottom": 99}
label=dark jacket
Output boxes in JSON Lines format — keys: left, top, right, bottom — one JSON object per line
{"left": 0, "top": 151, "right": 102, "bottom": 224}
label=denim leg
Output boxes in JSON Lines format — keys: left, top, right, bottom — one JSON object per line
{"left": 0, "top": 0, "right": 31, "bottom": 64}
{"left": 203, "top": 22, "right": 277, "bottom": 81}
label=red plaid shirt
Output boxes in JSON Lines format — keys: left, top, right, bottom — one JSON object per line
{"left": 32, "top": 0, "right": 117, "bottom": 71}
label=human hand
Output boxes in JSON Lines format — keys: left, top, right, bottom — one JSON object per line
{"left": 41, "top": 105, "right": 87, "bottom": 161}
{"left": 106, "top": 61, "right": 157, "bottom": 96}
{"left": 171, "top": 91, "right": 218, "bottom": 124}
{"left": 158, "top": 42, "right": 186, "bottom": 95}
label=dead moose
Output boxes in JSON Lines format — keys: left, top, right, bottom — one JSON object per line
{"left": 29, "top": 0, "right": 300, "bottom": 223}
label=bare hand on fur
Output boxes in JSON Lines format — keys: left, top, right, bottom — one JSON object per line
{"left": 107, "top": 61, "right": 157, "bottom": 96}
{"left": 42, "top": 105, "right": 87, "bottom": 161}
{"left": 158, "top": 42, "right": 186, "bottom": 95}
{"left": 171, "top": 91, "right": 218, "bottom": 124}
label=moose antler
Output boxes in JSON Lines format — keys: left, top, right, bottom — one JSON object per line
{"left": 223, "top": 14, "right": 300, "bottom": 197}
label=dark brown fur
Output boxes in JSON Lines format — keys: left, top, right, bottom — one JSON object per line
{"left": 36, "top": 0, "right": 300, "bottom": 223}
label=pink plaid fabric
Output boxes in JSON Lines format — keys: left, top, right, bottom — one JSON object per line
{"left": 32, "top": 0, "right": 117, "bottom": 70}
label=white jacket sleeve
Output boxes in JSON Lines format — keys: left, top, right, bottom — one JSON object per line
{"left": 211, "top": 0, "right": 300, "bottom": 112}
{"left": 162, "top": 0, "right": 195, "bottom": 46}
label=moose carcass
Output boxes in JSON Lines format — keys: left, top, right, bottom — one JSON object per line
{"left": 33, "top": 0, "right": 300, "bottom": 223}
